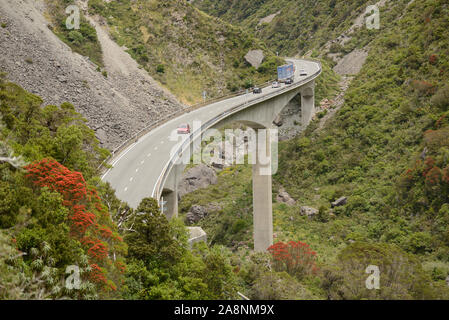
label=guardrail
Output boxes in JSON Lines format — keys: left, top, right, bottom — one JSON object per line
{"left": 151, "top": 59, "right": 322, "bottom": 201}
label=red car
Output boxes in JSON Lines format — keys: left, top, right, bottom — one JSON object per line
{"left": 177, "top": 123, "right": 191, "bottom": 134}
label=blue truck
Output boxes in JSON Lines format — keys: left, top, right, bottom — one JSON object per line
{"left": 277, "top": 63, "right": 295, "bottom": 83}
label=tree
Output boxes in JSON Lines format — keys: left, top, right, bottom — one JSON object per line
{"left": 24, "top": 158, "right": 126, "bottom": 296}
{"left": 321, "top": 242, "right": 439, "bottom": 300}
{"left": 124, "top": 198, "right": 183, "bottom": 268}
{"left": 267, "top": 241, "right": 318, "bottom": 280}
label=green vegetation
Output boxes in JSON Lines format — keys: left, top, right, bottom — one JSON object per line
{"left": 180, "top": 165, "right": 255, "bottom": 249}
{"left": 0, "top": 73, "right": 114, "bottom": 298}
{"left": 194, "top": 0, "right": 409, "bottom": 56}
{"left": 1, "top": 73, "right": 305, "bottom": 300}
{"left": 314, "top": 59, "right": 340, "bottom": 103}
{"left": 88, "top": 0, "right": 283, "bottom": 104}
{"left": 45, "top": 0, "right": 103, "bottom": 66}
{"left": 2, "top": 0, "right": 449, "bottom": 301}
{"left": 180, "top": 0, "right": 449, "bottom": 299}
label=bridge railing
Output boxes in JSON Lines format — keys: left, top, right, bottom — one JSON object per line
{"left": 97, "top": 78, "right": 279, "bottom": 174}
{"left": 152, "top": 59, "right": 322, "bottom": 201}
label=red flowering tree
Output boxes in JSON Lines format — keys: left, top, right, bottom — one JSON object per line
{"left": 425, "top": 166, "right": 442, "bottom": 187}
{"left": 25, "top": 158, "right": 126, "bottom": 294}
{"left": 429, "top": 54, "right": 438, "bottom": 65}
{"left": 267, "top": 241, "right": 318, "bottom": 279}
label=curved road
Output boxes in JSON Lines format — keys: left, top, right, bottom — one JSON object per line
{"left": 102, "top": 59, "right": 320, "bottom": 208}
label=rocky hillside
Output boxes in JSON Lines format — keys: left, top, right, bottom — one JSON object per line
{"left": 0, "top": 0, "right": 183, "bottom": 150}
{"left": 87, "top": 0, "right": 284, "bottom": 104}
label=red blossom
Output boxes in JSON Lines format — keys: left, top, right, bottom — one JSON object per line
{"left": 25, "top": 159, "right": 125, "bottom": 291}
{"left": 268, "top": 241, "right": 318, "bottom": 277}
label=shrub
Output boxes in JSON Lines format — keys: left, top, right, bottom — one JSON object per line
{"left": 68, "top": 30, "right": 84, "bottom": 45}
{"left": 322, "top": 242, "right": 436, "bottom": 300}
{"left": 250, "top": 271, "right": 315, "bottom": 300}
{"left": 410, "top": 80, "right": 436, "bottom": 97}
{"left": 424, "top": 129, "right": 449, "bottom": 151}
{"left": 431, "top": 84, "right": 449, "bottom": 110}
{"left": 404, "top": 232, "right": 433, "bottom": 254}
{"left": 267, "top": 241, "right": 318, "bottom": 280}
{"left": 429, "top": 54, "right": 438, "bottom": 65}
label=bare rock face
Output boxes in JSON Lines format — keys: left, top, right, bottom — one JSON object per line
{"left": 277, "top": 94, "right": 302, "bottom": 139}
{"left": 276, "top": 187, "right": 296, "bottom": 206}
{"left": 333, "top": 49, "right": 368, "bottom": 75}
{"left": 185, "top": 203, "right": 221, "bottom": 224}
{"left": 0, "top": 0, "right": 183, "bottom": 150}
{"left": 186, "top": 205, "right": 208, "bottom": 224}
{"left": 178, "top": 164, "right": 218, "bottom": 198}
{"left": 258, "top": 11, "right": 280, "bottom": 25}
{"left": 331, "top": 196, "right": 348, "bottom": 208}
{"left": 244, "top": 50, "right": 264, "bottom": 69}
{"left": 300, "top": 206, "right": 318, "bottom": 218}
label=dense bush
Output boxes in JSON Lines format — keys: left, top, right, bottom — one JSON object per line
{"left": 45, "top": 0, "right": 103, "bottom": 66}
{"left": 321, "top": 242, "right": 447, "bottom": 300}
{"left": 268, "top": 241, "right": 318, "bottom": 280}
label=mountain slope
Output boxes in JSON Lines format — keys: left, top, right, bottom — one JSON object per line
{"left": 181, "top": 0, "right": 449, "bottom": 298}
{"left": 194, "top": 0, "right": 392, "bottom": 56}
{"left": 88, "top": 0, "right": 284, "bottom": 104}
{"left": 0, "top": 0, "right": 183, "bottom": 150}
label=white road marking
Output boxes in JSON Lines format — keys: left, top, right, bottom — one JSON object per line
{"left": 130, "top": 177, "right": 134, "bottom": 182}
{"left": 160, "top": 141, "right": 164, "bottom": 144}
{"left": 154, "top": 146, "right": 158, "bottom": 150}
{"left": 124, "top": 187, "right": 128, "bottom": 192}
{"left": 140, "top": 160, "right": 144, "bottom": 165}
{"left": 135, "top": 168, "right": 139, "bottom": 173}
{"left": 101, "top": 143, "right": 138, "bottom": 180}
{"left": 147, "top": 153, "right": 151, "bottom": 157}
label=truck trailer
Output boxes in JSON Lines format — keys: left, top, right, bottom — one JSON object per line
{"left": 277, "top": 63, "right": 295, "bottom": 83}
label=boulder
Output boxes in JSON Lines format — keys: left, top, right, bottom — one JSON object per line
{"left": 273, "top": 114, "right": 283, "bottom": 127}
{"left": 178, "top": 164, "right": 217, "bottom": 198}
{"left": 186, "top": 205, "right": 208, "bottom": 224}
{"left": 331, "top": 196, "right": 347, "bottom": 208}
{"left": 185, "top": 203, "right": 221, "bottom": 224}
{"left": 276, "top": 187, "right": 296, "bottom": 206}
{"left": 211, "top": 162, "right": 224, "bottom": 170}
{"left": 244, "top": 50, "right": 265, "bottom": 69}
{"left": 300, "top": 206, "right": 318, "bottom": 218}
{"left": 187, "top": 226, "right": 207, "bottom": 248}
{"left": 95, "top": 128, "right": 107, "bottom": 142}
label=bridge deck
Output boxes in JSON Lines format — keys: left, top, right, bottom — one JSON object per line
{"left": 102, "top": 59, "right": 321, "bottom": 208}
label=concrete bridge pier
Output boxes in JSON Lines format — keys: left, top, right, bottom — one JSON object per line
{"left": 252, "top": 128, "right": 273, "bottom": 252}
{"left": 161, "top": 189, "right": 178, "bottom": 220}
{"left": 161, "top": 163, "right": 184, "bottom": 219}
{"left": 300, "top": 82, "right": 315, "bottom": 127}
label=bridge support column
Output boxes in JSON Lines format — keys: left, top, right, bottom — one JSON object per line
{"left": 161, "top": 163, "right": 184, "bottom": 219}
{"left": 300, "top": 82, "right": 315, "bottom": 127}
{"left": 163, "top": 190, "right": 178, "bottom": 220}
{"left": 252, "top": 129, "right": 273, "bottom": 252}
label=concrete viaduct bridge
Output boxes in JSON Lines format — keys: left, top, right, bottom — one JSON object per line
{"left": 102, "top": 58, "right": 321, "bottom": 251}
